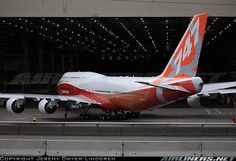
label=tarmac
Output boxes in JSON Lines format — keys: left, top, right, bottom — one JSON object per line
{"left": 0, "top": 104, "right": 235, "bottom": 123}
{"left": 0, "top": 104, "right": 236, "bottom": 156}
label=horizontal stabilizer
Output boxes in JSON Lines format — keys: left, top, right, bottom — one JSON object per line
{"left": 136, "top": 81, "right": 190, "bottom": 93}
{"left": 197, "top": 88, "right": 236, "bottom": 96}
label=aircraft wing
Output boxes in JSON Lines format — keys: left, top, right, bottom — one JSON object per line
{"left": 0, "top": 93, "right": 100, "bottom": 105}
{"left": 197, "top": 81, "right": 236, "bottom": 96}
{"left": 206, "top": 89, "right": 236, "bottom": 95}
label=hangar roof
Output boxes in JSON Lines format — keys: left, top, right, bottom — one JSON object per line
{"left": 0, "top": 17, "right": 235, "bottom": 73}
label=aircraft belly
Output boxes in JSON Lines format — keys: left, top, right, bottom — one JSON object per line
{"left": 107, "top": 87, "right": 160, "bottom": 111}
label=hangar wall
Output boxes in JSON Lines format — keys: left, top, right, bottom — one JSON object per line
{"left": 0, "top": 0, "right": 236, "bottom": 94}
{"left": 0, "top": 0, "right": 236, "bottom": 17}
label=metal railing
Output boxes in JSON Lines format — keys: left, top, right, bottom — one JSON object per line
{"left": 0, "top": 120, "right": 235, "bottom": 127}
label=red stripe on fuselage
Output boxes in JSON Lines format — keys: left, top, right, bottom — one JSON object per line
{"left": 57, "top": 82, "right": 194, "bottom": 111}
{"left": 57, "top": 83, "right": 161, "bottom": 111}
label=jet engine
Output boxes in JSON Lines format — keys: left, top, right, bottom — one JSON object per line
{"left": 38, "top": 99, "right": 57, "bottom": 114}
{"left": 6, "top": 98, "right": 25, "bottom": 113}
{"left": 187, "top": 94, "right": 222, "bottom": 107}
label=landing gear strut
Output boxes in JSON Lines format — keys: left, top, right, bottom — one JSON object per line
{"left": 80, "top": 106, "right": 91, "bottom": 120}
{"left": 80, "top": 113, "right": 90, "bottom": 120}
{"left": 100, "top": 110, "right": 113, "bottom": 120}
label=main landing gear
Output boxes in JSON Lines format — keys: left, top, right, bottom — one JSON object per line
{"left": 79, "top": 106, "right": 91, "bottom": 120}
{"left": 99, "top": 110, "right": 140, "bottom": 120}
{"left": 79, "top": 110, "right": 140, "bottom": 120}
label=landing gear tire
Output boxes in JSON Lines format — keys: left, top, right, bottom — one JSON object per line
{"left": 99, "top": 111, "right": 141, "bottom": 121}
{"left": 126, "top": 112, "right": 131, "bottom": 118}
{"left": 80, "top": 114, "right": 90, "bottom": 120}
{"left": 117, "top": 114, "right": 126, "bottom": 120}
{"left": 131, "top": 113, "right": 137, "bottom": 118}
{"left": 130, "top": 112, "right": 140, "bottom": 118}
{"left": 99, "top": 114, "right": 112, "bottom": 120}
{"left": 99, "top": 115, "right": 104, "bottom": 120}
{"left": 106, "top": 115, "right": 111, "bottom": 120}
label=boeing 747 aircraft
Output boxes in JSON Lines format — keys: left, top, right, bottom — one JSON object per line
{"left": 1, "top": 13, "right": 236, "bottom": 120}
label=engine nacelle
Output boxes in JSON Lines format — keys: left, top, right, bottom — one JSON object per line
{"left": 38, "top": 99, "right": 57, "bottom": 114}
{"left": 187, "top": 94, "right": 222, "bottom": 107}
{"left": 187, "top": 95, "right": 204, "bottom": 107}
{"left": 6, "top": 98, "right": 25, "bottom": 113}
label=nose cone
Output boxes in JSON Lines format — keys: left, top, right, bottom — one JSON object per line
{"left": 193, "top": 77, "right": 203, "bottom": 93}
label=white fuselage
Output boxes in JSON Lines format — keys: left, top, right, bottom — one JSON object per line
{"left": 56, "top": 72, "right": 202, "bottom": 111}
{"left": 58, "top": 72, "right": 154, "bottom": 94}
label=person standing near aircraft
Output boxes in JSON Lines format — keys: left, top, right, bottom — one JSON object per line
{"left": 32, "top": 114, "right": 36, "bottom": 125}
